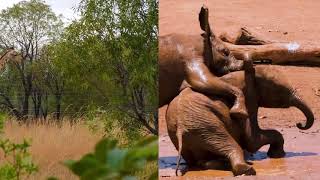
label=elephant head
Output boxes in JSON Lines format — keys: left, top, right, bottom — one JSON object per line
{"left": 254, "top": 66, "right": 314, "bottom": 130}
{"left": 221, "top": 65, "right": 314, "bottom": 130}
{"left": 198, "top": 6, "right": 244, "bottom": 76}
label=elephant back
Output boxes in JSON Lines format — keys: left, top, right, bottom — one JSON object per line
{"left": 166, "top": 88, "right": 234, "bottom": 137}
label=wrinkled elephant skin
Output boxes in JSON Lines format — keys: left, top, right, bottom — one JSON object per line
{"left": 159, "top": 33, "right": 248, "bottom": 119}
{"left": 166, "top": 65, "right": 314, "bottom": 176}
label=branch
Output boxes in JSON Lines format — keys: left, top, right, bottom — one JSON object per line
{"left": 0, "top": 92, "right": 22, "bottom": 118}
{"left": 130, "top": 88, "right": 157, "bottom": 135}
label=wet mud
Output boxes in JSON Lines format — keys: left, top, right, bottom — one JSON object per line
{"left": 159, "top": 66, "right": 320, "bottom": 179}
{"left": 159, "top": 67, "right": 320, "bottom": 179}
{"left": 159, "top": 106, "right": 320, "bottom": 179}
{"left": 159, "top": 0, "right": 320, "bottom": 179}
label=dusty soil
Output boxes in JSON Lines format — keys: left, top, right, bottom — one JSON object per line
{"left": 159, "top": 0, "right": 320, "bottom": 179}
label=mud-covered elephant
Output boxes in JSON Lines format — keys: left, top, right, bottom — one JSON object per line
{"left": 166, "top": 65, "right": 314, "bottom": 176}
{"left": 159, "top": 6, "right": 251, "bottom": 119}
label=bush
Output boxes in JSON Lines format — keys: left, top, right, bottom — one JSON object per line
{"left": 65, "top": 136, "right": 158, "bottom": 180}
{"left": 0, "top": 115, "right": 38, "bottom": 180}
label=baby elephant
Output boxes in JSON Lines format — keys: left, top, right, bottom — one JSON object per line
{"left": 167, "top": 87, "right": 255, "bottom": 176}
{"left": 166, "top": 66, "right": 314, "bottom": 176}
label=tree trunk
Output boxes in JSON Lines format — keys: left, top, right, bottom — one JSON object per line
{"left": 41, "top": 93, "right": 48, "bottom": 120}
{"left": 55, "top": 94, "right": 62, "bottom": 120}
{"left": 131, "top": 87, "right": 158, "bottom": 135}
{"left": 32, "top": 91, "right": 42, "bottom": 119}
{"left": 22, "top": 92, "right": 30, "bottom": 119}
{"left": 21, "top": 72, "right": 32, "bottom": 120}
{"left": 0, "top": 93, "right": 22, "bottom": 119}
{"left": 37, "top": 94, "right": 41, "bottom": 118}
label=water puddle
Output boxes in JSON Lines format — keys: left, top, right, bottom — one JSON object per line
{"left": 159, "top": 128, "right": 320, "bottom": 179}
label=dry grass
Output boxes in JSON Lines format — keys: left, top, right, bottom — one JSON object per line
{"left": 3, "top": 119, "right": 103, "bottom": 180}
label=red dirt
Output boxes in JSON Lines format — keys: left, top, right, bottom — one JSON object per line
{"left": 159, "top": 0, "right": 320, "bottom": 179}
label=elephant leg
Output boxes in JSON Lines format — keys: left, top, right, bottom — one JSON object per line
{"left": 181, "top": 148, "right": 197, "bottom": 167}
{"left": 239, "top": 116, "right": 285, "bottom": 157}
{"left": 261, "top": 129, "right": 285, "bottom": 158}
{"left": 244, "top": 126, "right": 285, "bottom": 158}
{"left": 195, "top": 125, "right": 256, "bottom": 176}
{"left": 185, "top": 60, "right": 248, "bottom": 119}
{"left": 167, "top": 130, "right": 197, "bottom": 167}
{"left": 241, "top": 64, "right": 284, "bottom": 157}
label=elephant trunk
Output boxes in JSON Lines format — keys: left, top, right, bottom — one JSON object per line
{"left": 290, "top": 93, "right": 314, "bottom": 130}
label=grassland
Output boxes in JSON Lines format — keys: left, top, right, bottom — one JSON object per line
{"left": 1, "top": 119, "right": 157, "bottom": 180}
{"left": 2, "top": 119, "right": 102, "bottom": 180}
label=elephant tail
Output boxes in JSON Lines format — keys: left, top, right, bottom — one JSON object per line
{"left": 175, "top": 129, "right": 183, "bottom": 176}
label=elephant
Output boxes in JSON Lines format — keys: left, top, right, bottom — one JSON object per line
{"left": 159, "top": 6, "right": 252, "bottom": 119}
{"left": 0, "top": 47, "right": 20, "bottom": 66}
{"left": 166, "top": 65, "right": 314, "bottom": 176}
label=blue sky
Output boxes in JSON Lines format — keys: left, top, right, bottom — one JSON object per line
{"left": 0, "top": 0, "right": 81, "bottom": 23}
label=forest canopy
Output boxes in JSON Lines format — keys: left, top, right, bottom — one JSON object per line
{"left": 0, "top": 0, "right": 158, "bottom": 135}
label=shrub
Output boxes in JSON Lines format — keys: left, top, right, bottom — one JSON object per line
{"left": 0, "top": 115, "right": 38, "bottom": 180}
{"left": 65, "top": 136, "right": 158, "bottom": 180}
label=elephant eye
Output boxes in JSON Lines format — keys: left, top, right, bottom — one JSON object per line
{"left": 221, "top": 48, "right": 230, "bottom": 56}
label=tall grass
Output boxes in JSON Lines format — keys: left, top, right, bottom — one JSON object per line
{"left": 2, "top": 119, "right": 102, "bottom": 180}
{"left": 2, "top": 117, "right": 157, "bottom": 179}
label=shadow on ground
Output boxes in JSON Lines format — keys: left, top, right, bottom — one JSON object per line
{"left": 159, "top": 151, "right": 318, "bottom": 169}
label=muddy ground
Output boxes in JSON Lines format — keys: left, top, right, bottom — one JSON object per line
{"left": 159, "top": 0, "right": 320, "bottom": 179}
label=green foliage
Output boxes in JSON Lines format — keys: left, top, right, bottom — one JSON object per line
{"left": 84, "top": 108, "right": 142, "bottom": 147}
{"left": 0, "top": 116, "right": 37, "bottom": 180}
{"left": 65, "top": 136, "right": 158, "bottom": 180}
{"left": 0, "top": 0, "right": 64, "bottom": 120}
{"left": 0, "top": 0, "right": 159, "bottom": 179}
{"left": 0, "top": 0, "right": 63, "bottom": 47}
{"left": 0, "top": 0, "right": 158, "bottom": 135}
{"left": 50, "top": 0, "right": 159, "bottom": 134}
{"left": 0, "top": 139, "right": 38, "bottom": 180}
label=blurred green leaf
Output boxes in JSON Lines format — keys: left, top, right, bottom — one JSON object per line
{"left": 94, "top": 138, "right": 117, "bottom": 163}
{"left": 65, "top": 154, "right": 100, "bottom": 176}
{"left": 65, "top": 136, "right": 158, "bottom": 180}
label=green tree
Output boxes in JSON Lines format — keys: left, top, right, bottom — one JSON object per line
{"left": 53, "top": 0, "right": 158, "bottom": 134}
{"left": 0, "top": 0, "right": 63, "bottom": 120}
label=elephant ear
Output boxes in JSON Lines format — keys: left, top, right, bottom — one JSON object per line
{"left": 199, "top": 5, "right": 212, "bottom": 36}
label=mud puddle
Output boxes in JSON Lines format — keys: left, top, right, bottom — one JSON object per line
{"left": 159, "top": 0, "right": 320, "bottom": 178}
{"left": 159, "top": 124, "right": 320, "bottom": 179}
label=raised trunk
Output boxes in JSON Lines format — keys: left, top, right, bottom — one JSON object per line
{"left": 290, "top": 94, "right": 314, "bottom": 130}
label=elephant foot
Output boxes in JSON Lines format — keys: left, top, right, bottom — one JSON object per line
{"left": 233, "top": 163, "right": 256, "bottom": 176}
{"left": 230, "top": 105, "right": 248, "bottom": 120}
{"left": 267, "top": 148, "right": 286, "bottom": 158}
